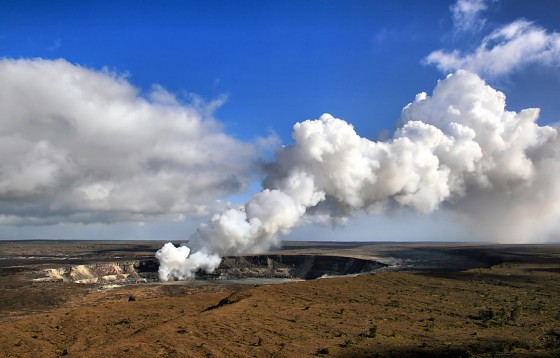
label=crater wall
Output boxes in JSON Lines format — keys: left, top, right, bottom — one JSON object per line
{"left": 39, "top": 254, "right": 386, "bottom": 283}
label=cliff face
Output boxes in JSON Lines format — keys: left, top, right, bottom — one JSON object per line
{"left": 40, "top": 262, "right": 146, "bottom": 284}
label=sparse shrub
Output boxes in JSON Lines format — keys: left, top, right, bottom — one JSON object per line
{"left": 425, "top": 318, "right": 435, "bottom": 332}
{"left": 497, "top": 307, "right": 507, "bottom": 320}
{"left": 176, "top": 326, "right": 188, "bottom": 334}
{"left": 316, "top": 347, "right": 329, "bottom": 355}
{"left": 339, "top": 338, "right": 353, "bottom": 347}
{"left": 507, "top": 340, "right": 534, "bottom": 351}
{"left": 478, "top": 305, "right": 521, "bottom": 326}
{"left": 510, "top": 305, "right": 521, "bottom": 322}
{"left": 366, "top": 325, "right": 377, "bottom": 338}
{"left": 544, "top": 330, "right": 560, "bottom": 349}
{"left": 359, "top": 324, "right": 378, "bottom": 339}
{"left": 487, "top": 340, "right": 510, "bottom": 353}
{"left": 446, "top": 347, "right": 473, "bottom": 358}
{"left": 112, "top": 318, "right": 131, "bottom": 325}
{"left": 479, "top": 307, "right": 495, "bottom": 321}
{"left": 55, "top": 348, "right": 68, "bottom": 356}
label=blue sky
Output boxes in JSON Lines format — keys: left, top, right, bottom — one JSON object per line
{"left": 0, "top": 0, "right": 559, "bottom": 241}
{"left": 1, "top": 1, "right": 444, "bottom": 140}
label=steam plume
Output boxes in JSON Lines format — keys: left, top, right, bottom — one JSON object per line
{"left": 157, "top": 70, "right": 559, "bottom": 281}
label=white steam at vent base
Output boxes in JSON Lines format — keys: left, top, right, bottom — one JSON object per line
{"left": 156, "top": 70, "right": 559, "bottom": 282}
{"left": 155, "top": 243, "right": 221, "bottom": 281}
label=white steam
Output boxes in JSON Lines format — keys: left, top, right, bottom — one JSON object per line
{"left": 157, "top": 70, "right": 559, "bottom": 281}
{"left": 156, "top": 242, "right": 221, "bottom": 281}
{"left": 0, "top": 58, "right": 255, "bottom": 225}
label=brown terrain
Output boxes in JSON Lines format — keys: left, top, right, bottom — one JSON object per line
{"left": 1, "top": 240, "right": 560, "bottom": 357}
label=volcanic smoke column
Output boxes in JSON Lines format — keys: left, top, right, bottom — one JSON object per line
{"left": 156, "top": 70, "right": 559, "bottom": 281}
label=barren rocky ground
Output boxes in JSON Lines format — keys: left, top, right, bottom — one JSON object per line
{"left": 1, "top": 241, "right": 560, "bottom": 357}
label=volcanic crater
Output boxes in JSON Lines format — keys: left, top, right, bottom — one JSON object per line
{"left": 39, "top": 254, "right": 387, "bottom": 284}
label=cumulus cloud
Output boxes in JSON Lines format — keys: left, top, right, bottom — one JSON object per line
{"left": 401, "top": 71, "right": 559, "bottom": 242}
{"left": 451, "top": 0, "right": 489, "bottom": 33}
{"left": 427, "top": 19, "right": 560, "bottom": 77}
{"left": 0, "top": 58, "right": 255, "bottom": 225}
{"left": 157, "top": 70, "right": 560, "bottom": 281}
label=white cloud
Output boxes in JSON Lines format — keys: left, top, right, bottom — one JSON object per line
{"left": 451, "top": 0, "right": 489, "bottom": 33}
{"left": 401, "top": 71, "right": 560, "bottom": 243}
{"left": 0, "top": 58, "right": 256, "bottom": 225}
{"left": 426, "top": 19, "right": 560, "bottom": 77}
